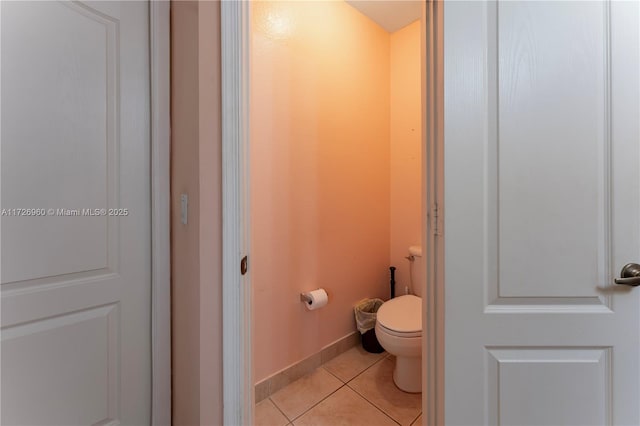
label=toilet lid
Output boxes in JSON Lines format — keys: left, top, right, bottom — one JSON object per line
{"left": 376, "top": 295, "right": 422, "bottom": 335}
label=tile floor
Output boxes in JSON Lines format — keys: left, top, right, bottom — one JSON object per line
{"left": 255, "top": 346, "right": 422, "bottom": 426}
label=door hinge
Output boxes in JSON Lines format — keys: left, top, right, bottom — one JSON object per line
{"left": 240, "top": 256, "right": 248, "bottom": 276}
{"left": 431, "top": 203, "right": 441, "bottom": 236}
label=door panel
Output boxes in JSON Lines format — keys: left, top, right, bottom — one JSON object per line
{"left": 2, "top": 305, "right": 118, "bottom": 425}
{"left": 497, "top": 1, "right": 609, "bottom": 300}
{"left": 487, "top": 348, "right": 610, "bottom": 426}
{"left": 1, "top": 1, "right": 116, "bottom": 284}
{"left": 444, "top": 1, "right": 639, "bottom": 424}
{"left": 1, "top": 2, "right": 150, "bottom": 425}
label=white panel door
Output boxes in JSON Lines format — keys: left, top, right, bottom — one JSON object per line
{"left": 1, "top": 1, "right": 151, "bottom": 425}
{"left": 444, "top": 1, "right": 639, "bottom": 425}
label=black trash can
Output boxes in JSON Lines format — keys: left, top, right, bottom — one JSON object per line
{"left": 354, "top": 298, "right": 385, "bottom": 353}
{"left": 362, "top": 328, "right": 385, "bottom": 353}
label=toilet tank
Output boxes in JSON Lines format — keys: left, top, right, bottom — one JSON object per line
{"left": 408, "top": 246, "right": 425, "bottom": 298}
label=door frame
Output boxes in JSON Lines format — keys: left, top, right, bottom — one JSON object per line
{"left": 220, "top": 1, "right": 253, "bottom": 425}
{"left": 219, "top": 1, "right": 443, "bottom": 424}
{"left": 150, "top": 1, "right": 171, "bottom": 425}
{"left": 422, "top": 1, "right": 444, "bottom": 425}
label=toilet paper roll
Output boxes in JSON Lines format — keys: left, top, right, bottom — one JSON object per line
{"left": 303, "top": 289, "right": 328, "bottom": 311}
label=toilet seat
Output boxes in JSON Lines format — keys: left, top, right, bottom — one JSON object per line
{"left": 376, "top": 295, "right": 422, "bottom": 338}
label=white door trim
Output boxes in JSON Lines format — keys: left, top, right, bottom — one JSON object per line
{"left": 221, "top": 1, "right": 253, "bottom": 425}
{"left": 149, "top": 1, "right": 171, "bottom": 425}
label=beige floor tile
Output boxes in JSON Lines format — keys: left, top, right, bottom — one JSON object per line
{"left": 293, "top": 386, "right": 396, "bottom": 426}
{"left": 255, "top": 399, "right": 289, "bottom": 426}
{"left": 411, "top": 413, "right": 422, "bottom": 425}
{"left": 270, "top": 368, "right": 343, "bottom": 421}
{"left": 349, "top": 357, "right": 422, "bottom": 426}
{"left": 323, "top": 346, "right": 386, "bottom": 383}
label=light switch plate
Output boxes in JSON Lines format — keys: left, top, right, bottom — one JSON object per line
{"left": 180, "top": 193, "right": 188, "bottom": 225}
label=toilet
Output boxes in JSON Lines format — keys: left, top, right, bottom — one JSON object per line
{"left": 375, "top": 246, "right": 423, "bottom": 393}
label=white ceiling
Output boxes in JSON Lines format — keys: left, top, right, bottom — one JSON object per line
{"left": 345, "top": 1, "right": 422, "bottom": 33}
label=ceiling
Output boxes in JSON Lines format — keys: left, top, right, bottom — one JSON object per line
{"left": 345, "top": 1, "right": 422, "bottom": 33}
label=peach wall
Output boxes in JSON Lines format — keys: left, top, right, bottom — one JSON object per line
{"left": 171, "top": 1, "right": 223, "bottom": 425}
{"left": 197, "top": 2, "right": 223, "bottom": 425}
{"left": 251, "top": 1, "right": 391, "bottom": 382}
{"left": 390, "top": 21, "right": 422, "bottom": 294}
{"left": 171, "top": 2, "right": 200, "bottom": 423}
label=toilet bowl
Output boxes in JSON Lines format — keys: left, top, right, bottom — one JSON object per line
{"left": 375, "top": 295, "right": 422, "bottom": 392}
{"left": 375, "top": 246, "right": 423, "bottom": 393}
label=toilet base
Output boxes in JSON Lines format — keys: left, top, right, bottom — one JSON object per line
{"left": 392, "top": 356, "right": 422, "bottom": 393}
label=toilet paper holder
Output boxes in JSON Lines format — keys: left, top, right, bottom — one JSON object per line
{"left": 299, "top": 289, "right": 329, "bottom": 310}
{"left": 300, "top": 293, "right": 312, "bottom": 304}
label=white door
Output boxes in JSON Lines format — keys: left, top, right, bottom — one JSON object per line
{"left": 444, "top": 1, "right": 639, "bottom": 425}
{"left": 1, "top": 1, "right": 151, "bottom": 425}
